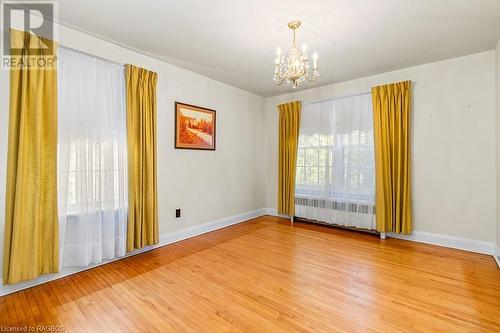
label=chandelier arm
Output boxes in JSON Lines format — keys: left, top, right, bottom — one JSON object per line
{"left": 274, "top": 76, "right": 286, "bottom": 85}
{"left": 306, "top": 70, "right": 319, "bottom": 82}
{"left": 274, "top": 70, "right": 285, "bottom": 79}
{"left": 273, "top": 69, "right": 286, "bottom": 84}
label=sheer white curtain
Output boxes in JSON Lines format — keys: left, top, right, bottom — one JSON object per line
{"left": 295, "top": 93, "right": 376, "bottom": 230}
{"left": 57, "top": 47, "right": 128, "bottom": 268}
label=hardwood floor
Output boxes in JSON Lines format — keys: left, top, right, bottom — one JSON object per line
{"left": 1, "top": 215, "right": 499, "bottom": 332}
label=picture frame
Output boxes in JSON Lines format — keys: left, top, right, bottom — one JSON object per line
{"left": 174, "top": 102, "right": 216, "bottom": 150}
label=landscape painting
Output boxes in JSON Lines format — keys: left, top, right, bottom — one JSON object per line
{"left": 175, "top": 102, "right": 216, "bottom": 150}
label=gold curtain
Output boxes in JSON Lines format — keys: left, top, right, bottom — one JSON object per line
{"left": 277, "top": 101, "right": 301, "bottom": 216}
{"left": 4, "top": 30, "right": 59, "bottom": 284}
{"left": 371, "top": 81, "right": 412, "bottom": 234}
{"left": 125, "top": 64, "right": 159, "bottom": 251}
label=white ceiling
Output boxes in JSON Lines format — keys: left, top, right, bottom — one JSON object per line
{"left": 58, "top": 0, "right": 500, "bottom": 97}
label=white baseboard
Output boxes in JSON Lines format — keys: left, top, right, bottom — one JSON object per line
{"left": 159, "top": 208, "right": 266, "bottom": 244}
{"left": 387, "top": 231, "right": 495, "bottom": 255}
{"left": 265, "top": 208, "right": 290, "bottom": 219}
{"left": 0, "top": 208, "right": 267, "bottom": 297}
{"left": 266, "top": 207, "right": 497, "bottom": 258}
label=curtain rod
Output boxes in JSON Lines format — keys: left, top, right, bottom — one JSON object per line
{"left": 304, "top": 91, "right": 371, "bottom": 105}
{"left": 59, "top": 45, "right": 125, "bottom": 67}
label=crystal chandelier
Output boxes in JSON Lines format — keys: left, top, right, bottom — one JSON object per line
{"left": 273, "top": 21, "right": 319, "bottom": 88}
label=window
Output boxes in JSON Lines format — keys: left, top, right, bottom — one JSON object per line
{"left": 65, "top": 138, "right": 123, "bottom": 211}
{"left": 296, "top": 133, "right": 333, "bottom": 190}
{"left": 294, "top": 93, "right": 376, "bottom": 229}
{"left": 57, "top": 47, "right": 128, "bottom": 268}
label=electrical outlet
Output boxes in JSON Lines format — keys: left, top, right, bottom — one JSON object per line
{"left": 175, "top": 209, "right": 181, "bottom": 218}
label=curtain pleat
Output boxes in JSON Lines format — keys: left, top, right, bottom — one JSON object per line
{"left": 371, "top": 81, "right": 412, "bottom": 234}
{"left": 125, "top": 64, "right": 159, "bottom": 251}
{"left": 278, "top": 101, "right": 301, "bottom": 216}
{"left": 3, "top": 30, "right": 59, "bottom": 284}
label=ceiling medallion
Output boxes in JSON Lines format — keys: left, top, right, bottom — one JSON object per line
{"left": 273, "top": 21, "right": 319, "bottom": 88}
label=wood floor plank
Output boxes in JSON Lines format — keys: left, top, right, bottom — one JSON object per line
{"left": 0, "top": 215, "right": 499, "bottom": 332}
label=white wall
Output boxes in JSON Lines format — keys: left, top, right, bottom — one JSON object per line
{"left": 264, "top": 51, "right": 496, "bottom": 243}
{"left": 0, "top": 24, "right": 267, "bottom": 277}
{"left": 496, "top": 40, "right": 500, "bottom": 255}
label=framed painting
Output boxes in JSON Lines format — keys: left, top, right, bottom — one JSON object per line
{"left": 175, "top": 102, "right": 216, "bottom": 150}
